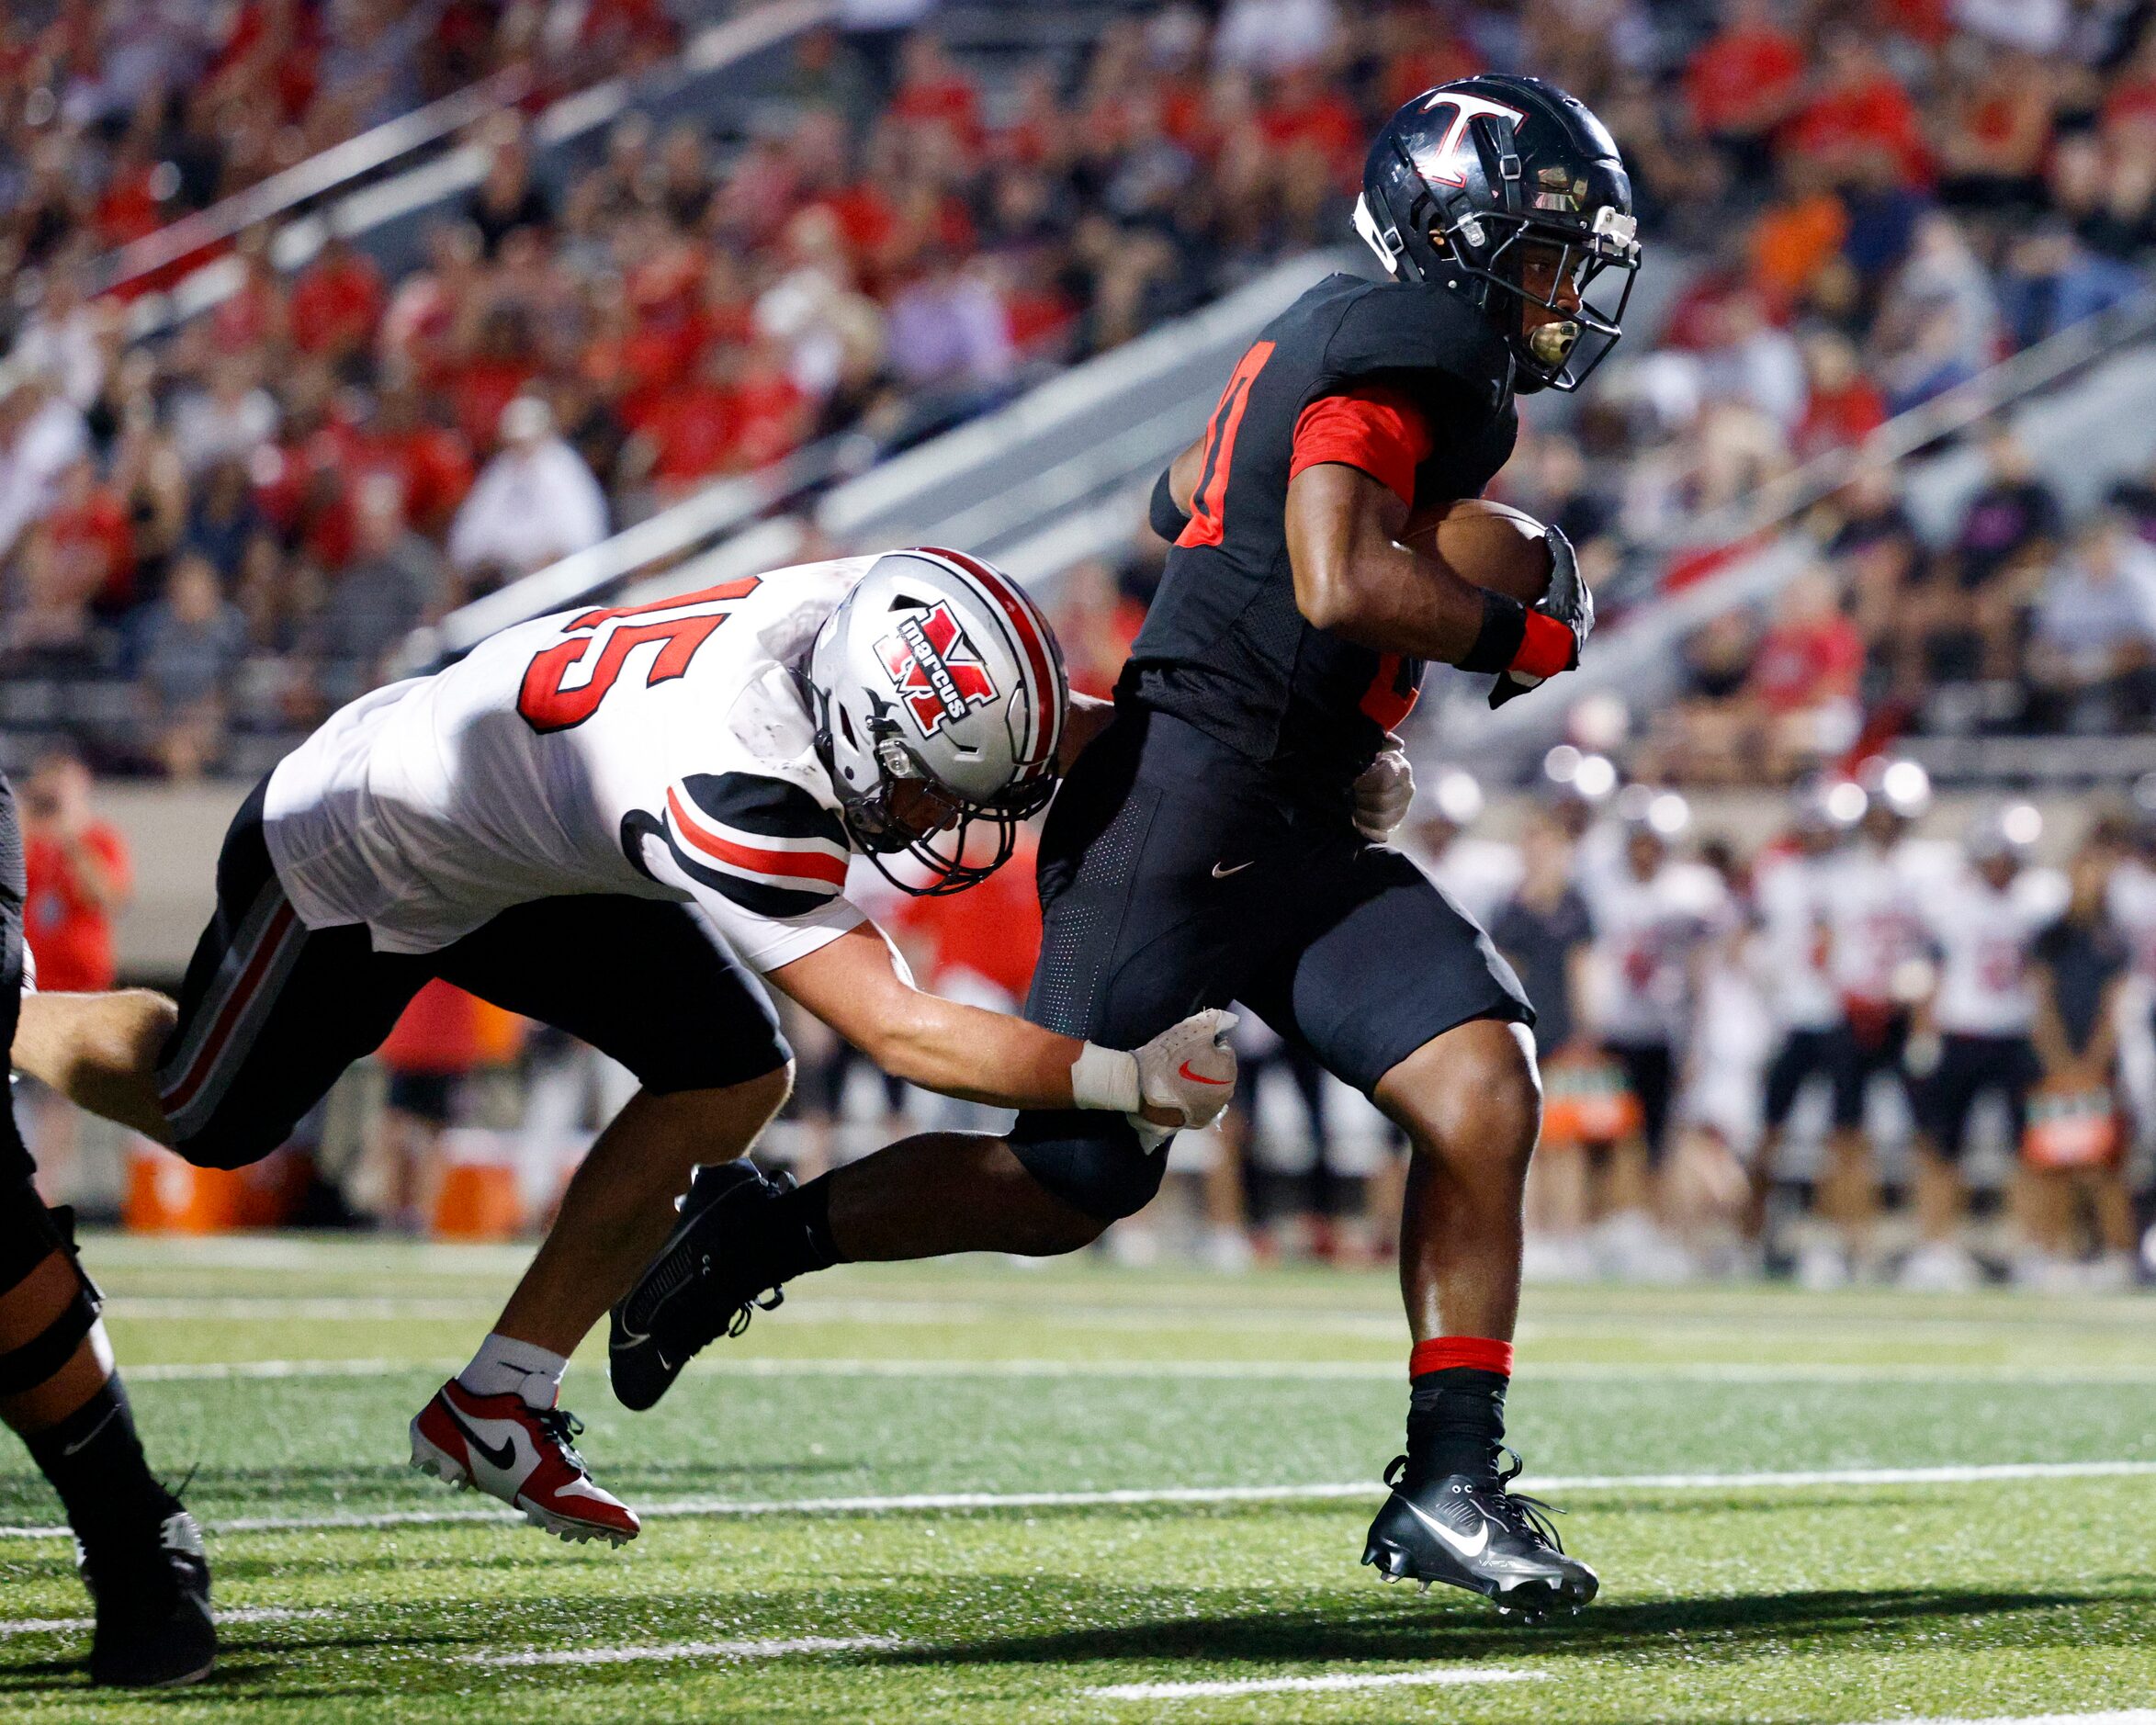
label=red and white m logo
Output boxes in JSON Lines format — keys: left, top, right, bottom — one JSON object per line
{"left": 877, "top": 602, "right": 999, "bottom": 738}
{"left": 1413, "top": 90, "right": 1528, "bottom": 187}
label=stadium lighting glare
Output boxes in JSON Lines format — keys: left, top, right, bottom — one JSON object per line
{"left": 1432, "top": 768, "right": 1485, "bottom": 826}
{"left": 1879, "top": 759, "right": 1932, "bottom": 816}
{"left": 1646, "top": 791, "right": 1691, "bottom": 837}
{"left": 1571, "top": 692, "right": 1630, "bottom": 751}
{"left": 1543, "top": 744, "right": 1583, "bottom": 784}
{"left": 1572, "top": 754, "right": 1619, "bottom": 800}
{"left": 1824, "top": 781, "right": 1868, "bottom": 827}
{"left": 2002, "top": 803, "right": 2043, "bottom": 848}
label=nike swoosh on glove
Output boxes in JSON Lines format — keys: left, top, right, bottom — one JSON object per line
{"left": 1352, "top": 735, "right": 1414, "bottom": 842}
{"left": 1491, "top": 524, "right": 1593, "bottom": 709}
{"left": 1130, "top": 1009, "right": 1238, "bottom": 1152}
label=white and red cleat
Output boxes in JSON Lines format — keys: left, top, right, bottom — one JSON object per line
{"left": 409, "top": 1380, "right": 640, "bottom": 1547}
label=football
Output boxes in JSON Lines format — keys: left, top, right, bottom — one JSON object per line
{"left": 1401, "top": 497, "right": 1554, "bottom": 604}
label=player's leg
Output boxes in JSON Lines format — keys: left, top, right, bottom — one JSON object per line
{"left": 1904, "top": 1034, "right": 1982, "bottom": 1290}
{"left": 0, "top": 775, "right": 213, "bottom": 1688}
{"left": 1263, "top": 841, "right": 1596, "bottom": 1617}
{"left": 405, "top": 896, "right": 795, "bottom": 1537}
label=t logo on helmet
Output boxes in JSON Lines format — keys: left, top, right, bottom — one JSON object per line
{"left": 1413, "top": 91, "right": 1528, "bottom": 187}
{"left": 877, "top": 602, "right": 999, "bottom": 738}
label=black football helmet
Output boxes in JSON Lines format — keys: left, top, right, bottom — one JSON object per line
{"left": 1355, "top": 74, "right": 1641, "bottom": 393}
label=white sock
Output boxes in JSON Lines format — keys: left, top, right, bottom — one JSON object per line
{"left": 457, "top": 1334, "right": 569, "bottom": 1409}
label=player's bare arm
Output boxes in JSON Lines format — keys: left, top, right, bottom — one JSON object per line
{"left": 1283, "top": 462, "right": 1490, "bottom": 660}
{"left": 768, "top": 920, "right": 1230, "bottom": 1127}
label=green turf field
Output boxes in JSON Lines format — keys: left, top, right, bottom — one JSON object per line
{"left": 3, "top": 1236, "right": 2154, "bottom": 1722}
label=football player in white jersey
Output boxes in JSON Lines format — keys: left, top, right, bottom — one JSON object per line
{"left": 1750, "top": 782, "right": 1857, "bottom": 1264}
{"left": 1902, "top": 809, "right": 2068, "bottom": 1291}
{"left": 10, "top": 547, "right": 1240, "bottom": 1544}
{"left": 1575, "top": 795, "right": 1731, "bottom": 1275}
{"left": 1808, "top": 770, "right": 1948, "bottom": 1282}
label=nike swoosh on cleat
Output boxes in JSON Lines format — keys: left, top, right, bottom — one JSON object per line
{"left": 1211, "top": 860, "right": 1255, "bottom": 878}
{"left": 1398, "top": 1494, "right": 1491, "bottom": 1559}
{"left": 1177, "top": 1060, "right": 1232, "bottom": 1085}
{"left": 441, "top": 1402, "right": 518, "bottom": 1472}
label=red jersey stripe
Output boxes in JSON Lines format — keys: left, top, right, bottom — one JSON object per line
{"left": 667, "top": 788, "right": 850, "bottom": 888}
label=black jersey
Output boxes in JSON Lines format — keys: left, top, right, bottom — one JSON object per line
{"left": 1127, "top": 272, "right": 1518, "bottom": 787}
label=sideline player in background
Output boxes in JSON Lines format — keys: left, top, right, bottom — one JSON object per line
{"left": 0, "top": 772, "right": 213, "bottom": 1687}
{"left": 615, "top": 76, "right": 1637, "bottom": 1619}
{"left": 13, "top": 549, "right": 1236, "bottom": 1546}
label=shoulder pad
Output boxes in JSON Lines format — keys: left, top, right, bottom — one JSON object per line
{"left": 635, "top": 771, "right": 852, "bottom": 919}
{"left": 1321, "top": 281, "right": 1511, "bottom": 413}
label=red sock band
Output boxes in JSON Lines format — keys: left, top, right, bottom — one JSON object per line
{"left": 1511, "top": 611, "right": 1575, "bottom": 681}
{"left": 1410, "top": 1336, "right": 1515, "bottom": 1380}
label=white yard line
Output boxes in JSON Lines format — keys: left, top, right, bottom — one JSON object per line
{"left": 3, "top": 1458, "right": 2150, "bottom": 1542}
{"left": 0, "top": 1605, "right": 330, "bottom": 1638}
{"left": 464, "top": 1634, "right": 897, "bottom": 1667}
{"left": 1090, "top": 1667, "right": 1543, "bottom": 1700}
{"left": 1848, "top": 1715, "right": 2156, "bottom": 1725}
{"left": 130, "top": 1357, "right": 459, "bottom": 1381}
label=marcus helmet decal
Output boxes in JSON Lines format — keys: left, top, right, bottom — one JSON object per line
{"left": 876, "top": 601, "right": 999, "bottom": 738}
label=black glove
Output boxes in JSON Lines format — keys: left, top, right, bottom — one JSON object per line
{"left": 1489, "top": 524, "right": 1593, "bottom": 709}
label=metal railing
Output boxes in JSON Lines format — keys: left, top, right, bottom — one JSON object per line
{"left": 107, "top": 0, "right": 836, "bottom": 340}
{"left": 95, "top": 67, "right": 532, "bottom": 298}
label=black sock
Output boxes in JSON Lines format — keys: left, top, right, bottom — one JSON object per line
{"left": 1406, "top": 1367, "right": 1508, "bottom": 1479}
{"left": 25, "top": 1377, "right": 172, "bottom": 1553}
{"left": 765, "top": 1173, "right": 844, "bottom": 1281}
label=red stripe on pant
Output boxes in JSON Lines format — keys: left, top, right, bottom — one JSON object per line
{"left": 159, "top": 900, "right": 298, "bottom": 1118}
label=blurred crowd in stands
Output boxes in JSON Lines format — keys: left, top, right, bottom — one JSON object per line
{"left": 6, "top": 0, "right": 2156, "bottom": 780}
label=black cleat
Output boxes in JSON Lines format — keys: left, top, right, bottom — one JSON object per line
{"left": 1361, "top": 1449, "right": 1597, "bottom": 1621}
{"left": 608, "top": 1159, "right": 797, "bottom": 1412}
{"left": 77, "top": 1505, "right": 216, "bottom": 1687}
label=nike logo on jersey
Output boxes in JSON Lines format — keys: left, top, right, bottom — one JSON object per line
{"left": 1178, "top": 1060, "right": 1232, "bottom": 1086}
{"left": 1212, "top": 860, "right": 1255, "bottom": 878}
{"left": 443, "top": 1402, "right": 519, "bottom": 1472}
{"left": 1399, "top": 1493, "right": 1492, "bottom": 1559}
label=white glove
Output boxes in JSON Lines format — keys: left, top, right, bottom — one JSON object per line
{"left": 1069, "top": 1009, "right": 1239, "bottom": 1150}
{"left": 1130, "top": 1008, "right": 1237, "bottom": 1150}
{"left": 1352, "top": 737, "right": 1414, "bottom": 842}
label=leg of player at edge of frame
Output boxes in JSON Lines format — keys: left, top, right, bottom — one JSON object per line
{"left": 11, "top": 987, "right": 794, "bottom": 1548}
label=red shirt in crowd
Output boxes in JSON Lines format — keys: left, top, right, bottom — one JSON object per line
{"left": 290, "top": 249, "right": 388, "bottom": 357}
{"left": 1796, "top": 377, "right": 1888, "bottom": 459}
{"left": 1748, "top": 612, "right": 1864, "bottom": 713}
{"left": 1782, "top": 74, "right": 1931, "bottom": 186}
{"left": 24, "top": 823, "right": 131, "bottom": 993}
{"left": 1684, "top": 25, "right": 1805, "bottom": 137}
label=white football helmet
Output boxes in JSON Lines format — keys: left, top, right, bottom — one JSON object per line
{"left": 804, "top": 547, "right": 1068, "bottom": 895}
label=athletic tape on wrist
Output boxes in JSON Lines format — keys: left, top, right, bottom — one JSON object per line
{"left": 1070, "top": 1043, "right": 1142, "bottom": 1114}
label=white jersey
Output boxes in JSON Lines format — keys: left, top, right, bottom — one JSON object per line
{"left": 264, "top": 556, "right": 879, "bottom": 972}
{"left": 1753, "top": 848, "right": 1840, "bottom": 1032}
{"left": 1577, "top": 855, "right": 1733, "bottom": 1046}
{"left": 1919, "top": 864, "right": 2068, "bottom": 1038}
{"left": 1819, "top": 838, "right": 1943, "bottom": 1006}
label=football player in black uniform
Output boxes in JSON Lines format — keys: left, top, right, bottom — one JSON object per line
{"left": 612, "top": 74, "right": 1639, "bottom": 1619}
{"left": 0, "top": 772, "right": 214, "bottom": 1686}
